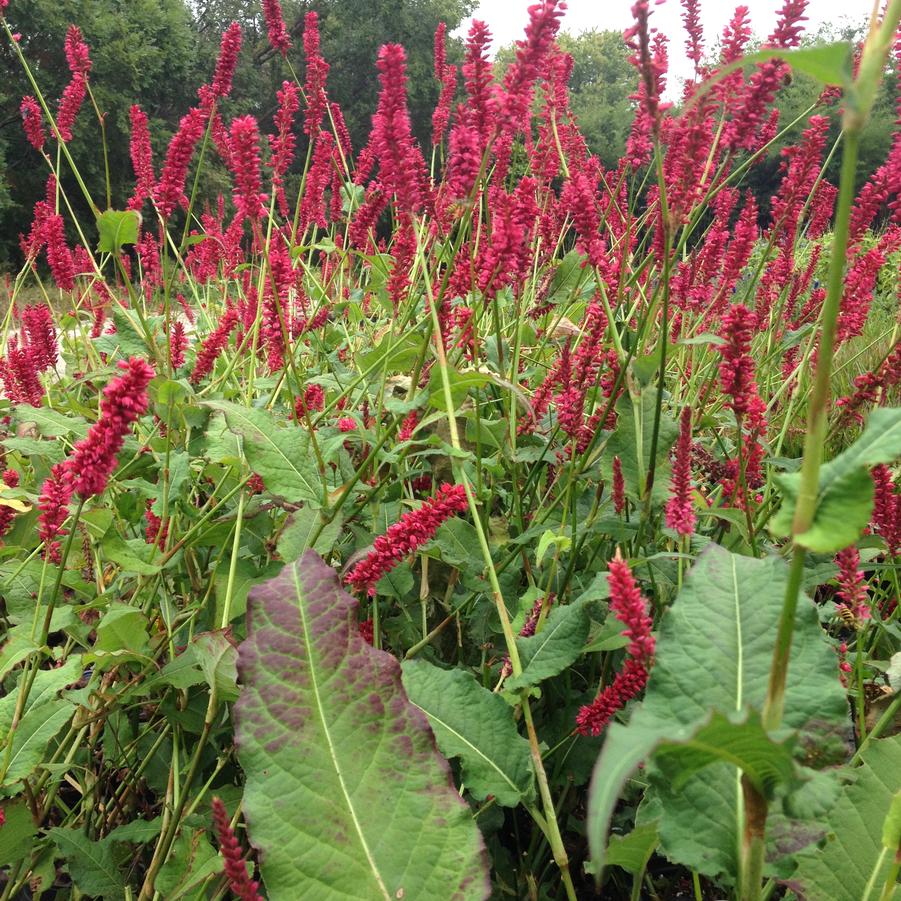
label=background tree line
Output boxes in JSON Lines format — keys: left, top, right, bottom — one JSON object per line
{"left": 0, "top": 1, "right": 890, "bottom": 267}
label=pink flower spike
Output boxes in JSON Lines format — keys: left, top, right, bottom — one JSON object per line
{"left": 211, "top": 798, "right": 263, "bottom": 901}
{"left": 66, "top": 357, "right": 155, "bottom": 498}
{"left": 344, "top": 483, "right": 469, "bottom": 595}
{"left": 262, "top": 0, "right": 291, "bottom": 56}
{"left": 665, "top": 406, "right": 696, "bottom": 537}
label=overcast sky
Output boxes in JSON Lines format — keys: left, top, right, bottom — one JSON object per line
{"left": 457, "top": 0, "right": 872, "bottom": 97}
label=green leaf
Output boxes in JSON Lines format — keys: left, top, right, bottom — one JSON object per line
{"left": 359, "top": 330, "right": 424, "bottom": 375}
{"left": 0, "top": 657, "right": 81, "bottom": 734}
{"left": 760, "top": 42, "right": 852, "bottom": 87}
{"left": 49, "top": 827, "right": 126, "bottom": 900}
{"left": 432, "top": 516, "right": 481, "bottom": 568}
{"left": 104, "top": 816, "right": 163, "bottom": 844}
{"left": 96, "top": 209, "right": 140, "bottom": 254}
{"left": 93, "top": 307, "right": 151, "bottom": 359}
{"left": 156, "top": 828, "right": 221, "bottom": 899}
{"left": 504, "top": 600, "right": 591, "bottom": 692}
{"left": 535, "top": 529, "right": 571, "bottom": 566}
{"left": 193, "top": 631, "right": 239, "bottom": 702}
{"left": 428, "top": 366, "right": 491, "bottom": 412}
{"left": 587, "top": 546, "right": 849, "bottom": 882}
{"left": 235, "top": 551, "right": 490, "bottom": 900}
{"left": 0, "top": 800, "right": 37, "bottom": 866}
{"left": 93, "top": 604, "right": 150, "bottom": 656}
{"left": 789, "top": 737, "right": 901, "bottom": 900}
{"left": 277, "top": 507, "right": 343, "bottom": 562}
{"left": 12, "top": 406, "right": 88, "bottom": 439}
{"left": 589, "top": 710, "right": 799, "bottom": 877}
{"left": 771, "top": 407, "right": 901, "bottom": 553}
{"left": 401, "top": 660, "right": 534, "bottom": 807}
{"left": 603, "top": 822, "right": 659, "bottom": 875}
{"left": 203, "top": 401, "right": 322, "bottom": 504}
{"left": 4, "top": 700, "right": 73, "bottom": 785}
{"left": 1, "top": 436, "right": 66, "bottom": 463}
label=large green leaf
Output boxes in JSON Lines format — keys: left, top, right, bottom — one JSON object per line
{"left": 587, "top": 546, "right": 849, "bottom": 881}
{"left": 504, "top": 600, "right": 591, "bottom": 692}
{"left": 401, "top": 660, "right": 534, "bottom": 807}
{"left": 204, "top": 401, "right": 322, "bottom": 504}
{"left": 771, "top": 407, "right": 901, "bottom": 553}
{"left": 235, "top": 551, "right": 490, "bottom": 900}
{"left": 788, "top": 736, "right": 901, "bottom": 900}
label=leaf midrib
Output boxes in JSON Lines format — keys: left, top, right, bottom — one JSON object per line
{"left": 291, "top": 565, "right": 391, "bottom": 901}
{"left": 409, "top": 701, "right": 523, "bottom": 799}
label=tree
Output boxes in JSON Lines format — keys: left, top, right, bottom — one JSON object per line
{"left": 0, "top": 0, "right": 200, "bottom": 261}
{"left": 556, "top": 30, "right": 634, "bottom": 169}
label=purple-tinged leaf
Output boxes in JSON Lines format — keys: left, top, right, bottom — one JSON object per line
{"left": 235, "top": 551, "right": 490, "bottom": 901}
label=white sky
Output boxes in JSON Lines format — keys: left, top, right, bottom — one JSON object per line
{"left": 458, "top": 0, "right": 873, "bottom": 97}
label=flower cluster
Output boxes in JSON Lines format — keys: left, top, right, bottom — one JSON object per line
{"left": 576, "top": 553, "right": 655, "bottom": 736}
{"left": 345, "top": 483, "right": 469, "bottom": 595}
{"left": 211, "top": 798, "right": 263, "bottom": 901}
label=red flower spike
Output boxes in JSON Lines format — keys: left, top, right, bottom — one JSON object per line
{"left": 576, "top": 552, "right": 654, "bottom": 736}
{"left": 612, "top": 456, "right": 625, "bottom": 515}
{"left": 345, "top": 483, "right": 469, "bottom": 595}
{"left": 665, "top": 407, "right": 696, "bottom": 538}
{"left": 20, "top": 96, "right": 45, "bottom": 152}
{"left": 211, "top": 797, "right": 263, "bottom": 901}
{"left": 127, "top": 105, "right": 155, "bottom": 211}
{"left": 0, "top": 469, "right": 21, "bottom": 540}
{"left": 262, "top": 0, "right": 291, "bottom": 56}
{"left": 38, "top": 463, "right": 73, "bottom": 563}
{"left": 302, "top": 12, "right": 329, "bottom": 137}
{"left": 66, "top": 357, "right": 154, "bottom": 498}
{"left": 834, "top": 545, "right": 871, "bottom": 625}
{"left": 212, "top": 22, "right": 242, "bottom": 99}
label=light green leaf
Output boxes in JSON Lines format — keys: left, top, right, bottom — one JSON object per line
{"left": 536, "top": 529, "right": 571, "bottom": 566}
{"left": 401, "top": 660, "right": 534, "bottom": 807}
{"left": 235, "top": 552, "right": 490, "bottom": 900}
{"left": 12, "top": 406, "right": 88, "bottom": 439}
{"left": 203, "top": 401, "right": 322, "bottom": 504}
{"left": 504, "top": 600, "right": 591, "bottom": 692}
{"left": 193, "top": 631, "right": 239, "bottom": 702}
{"left": 771, "top": 407, "right": 901, "bottom": 552}
{"left": 96, "top": 209, "right": 140, "bottom": 254}
{"left": 790, "top": 736, "right": 901, "bottom": 900}
{"left": 0, "top": 800, "right": 37, "bottom": 867}
{"left": 0, "top": 657, "right": 81, "bottom": 734}
{"left": 603, "top": 822, "right": 659, "bottom": 875}
{"left": 93, "top": 605, "right": 150, "bottom": 655}
{"left": 156, "top": 828, "right": 221, "bottom": 899}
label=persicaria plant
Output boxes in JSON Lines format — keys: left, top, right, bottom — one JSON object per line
{"left": 0, "top": 0, "right": 900, "bottom": 898}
